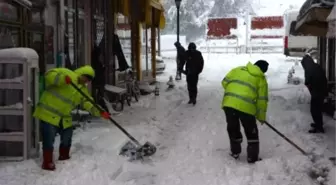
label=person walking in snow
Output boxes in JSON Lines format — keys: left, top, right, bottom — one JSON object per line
{"left": 174, "top": 41, "right": 187, "bottom": 80}
{"left": 33, "top": 65, "right": 111, "bottom": 171}
{"left": 221, "top": 60, "right": 269, "bottom": 163}
{"left": 300, "top": 53, "right": 328, "bottom": 133}
{"left": 180, "top": 42, "right": 204, "bottom": 105}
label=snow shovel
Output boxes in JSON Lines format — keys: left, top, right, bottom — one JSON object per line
{"left": 262, "top": 122, "right": 323, "bottom": 162}
{"left": 263, "top": 121, "right": 308, "bottom": 156}
{"left": 70, "top": 82, "right": 157, "bottom": 160}
{"left": 264, "top": 121, "right": 335, "bottom": 183}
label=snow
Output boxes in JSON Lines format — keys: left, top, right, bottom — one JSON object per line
{"left": 0, "top": 76, "right": 23, "bottom": 83}
{"left": 252, "top": 0, "right": 306, "bottom": 16}
{"left": 0, "top": 53, "right": 335, "bottom": 185}
{"left": 71, "top": 109, "right": 90, "bottom": 115}
{"left": 0, "top": 102, "right": 23, "bottom": 109}
{"left": 0, "top": 48, "right": 39, "bottom": 68}
{"left": 250, "top": 28, "right": 285, "bottom": 36}
{"left": 160, "top": 34, "right": 187, "bottom": 51}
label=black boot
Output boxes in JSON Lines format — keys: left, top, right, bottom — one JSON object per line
{"left": 188, "top": 100, "right": 192, "bottom": 104}
{"left": 230, "top": 153, "right": 239, "bottom": 160}
{"left": 310, "top": 123, "right": 324, "bottom": 128}
{"left": 308, "top": 127, "right": 325, "bottom": 133}
{"left": 248, "top": 157, "right": 262, "bottom": 164}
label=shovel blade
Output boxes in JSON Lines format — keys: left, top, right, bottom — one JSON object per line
{"left": 119, "top": 141, "right": 157, "bottom": 161}
{"left": 138, "top": 141, "right": 157, "bottom": 157}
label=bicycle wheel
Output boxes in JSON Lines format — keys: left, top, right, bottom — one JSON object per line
{"left": 132, "top": 81, "right": 140, "bottom": 102}
{"left": 112, "top": 99, "right": 124, "bottom": 111}
{"left": 126, "top": 94, "right": 132, "bottom": 106}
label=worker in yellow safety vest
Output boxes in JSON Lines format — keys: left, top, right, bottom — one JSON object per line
{"left": 221, "top": 60, "right": 269, "bottom": 164}
{"left": 33, "top": 65, "right": 111, "bottom": 171}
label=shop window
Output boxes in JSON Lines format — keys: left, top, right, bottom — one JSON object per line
{"left": 93, "top": 0, "right": 104, "bottom": 15}
{"left": 31, "top": 10, "right": 42, "bottom": 23}
{"left": 77, "top": 0, "right": 84, "bottom": 10}
{"left": 65, "top": 0, "right": 74, "bottom": 8}
{"left": 77, "top": 18, "right": 85, "bottom": 67}
{"left": 0, "top": 26, "right": 19, "bottom": 49}
{"left": 95, "top": 19, "right": 104, "bottom": 45}
{"left": 64, "top": 12, "right": 75, "bottom": 69}
{"left": 27, "top": 32, "right": 45, "bottom": 73}
{"left": 0, "top": 1, "right": 19, "bottom": 22}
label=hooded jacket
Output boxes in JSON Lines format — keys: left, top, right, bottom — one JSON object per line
{"left": 33, "top": 65, "right": 100, "bottom": 129}
{"left": 222, "top": 62, "right": 269, "bottom": 121}
{"left": 174, "top": 42, "right": 187, "bottom": 71}
{"left": 184, "top": 43, "right": 204, "bottom": 75}
{"left": 301, "top": 54, "right": 328, "bottom": 98}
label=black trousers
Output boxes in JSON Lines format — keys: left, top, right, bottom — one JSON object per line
{"left": 223, "top": 107, "right": 259, "bottom": 162}
{"left": 186, "top": 74, "right": 199, "bottom": 101}
{"left": 310, "top": 96, "right": 324, "bottom": 129}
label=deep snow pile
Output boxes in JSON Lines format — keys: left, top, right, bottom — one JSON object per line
{"left": 0, "top": 53, "right": 334, "bottom": 185}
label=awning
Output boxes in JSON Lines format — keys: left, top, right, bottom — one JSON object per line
{"left": 13, "top": 0, "right": 32, "bottom": 9}
{"left": 326, "top": 5, "right": 336, "bottom": 38}
{"left": 294, "top": 6, "right": 332, "bottom": 36}
{"left": 144, "top": 0, "right": 166, "bottom": 29}
{"left": 116, "top": 0, "right": 130, "bottom": 16}
{"left": 116, "top": 0, "right": 166, "bottom": 29}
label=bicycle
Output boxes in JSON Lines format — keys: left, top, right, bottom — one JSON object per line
{"left": 124, "top": 68, "right": 140, "bottom": 106}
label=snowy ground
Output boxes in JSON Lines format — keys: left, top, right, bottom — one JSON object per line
{"left": 0, "top": 53, "right": 335, "bottom": 185}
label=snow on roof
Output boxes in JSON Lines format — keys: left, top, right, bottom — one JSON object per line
{"left": 327, "top": 5, "right": 336, "bottom": 21}
{"left": 0, "top": 48, "right": 39, "bottom": 68}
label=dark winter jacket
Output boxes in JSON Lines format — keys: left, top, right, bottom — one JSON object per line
{"left": 98, "top": 34, "right": 130, "bottom": 72}
{"left": 174, "top": 42, "right": 187, "bottom": 71}
{"left": 91, "top": 45, "right": 105, "bottom": 85}
{"left": 301, "top": 54, "right": 328, "bottom": 98}
{"left": 184, "top": 44, "right": 204, "bottom": 76}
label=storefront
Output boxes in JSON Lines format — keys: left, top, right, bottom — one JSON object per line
{"left": 0, "top": 0, "right": 45, "bottom": 73}
{"left": 294, "top": 1, "right": 335, "bottom": 83}
{"left": 63, "top": 0, "right": 90, "bottom": 69}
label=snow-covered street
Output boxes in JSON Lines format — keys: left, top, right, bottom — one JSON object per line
{"left": 0, "top": 53, "right": 335, "bottom": 185}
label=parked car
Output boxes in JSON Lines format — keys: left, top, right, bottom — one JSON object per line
{"left": 140, "top": 55, "right": 166, "bottom": 74}
{"left": 155, "top": 56, "right": 165, "bottom": 74}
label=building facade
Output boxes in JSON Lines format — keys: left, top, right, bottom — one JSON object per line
{"left": 0, "top": 0, "right": 165, "bottom": 85}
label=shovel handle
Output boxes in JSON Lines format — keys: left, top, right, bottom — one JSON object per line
{"left": 70, "top": 82, "right": 141, "bottom": 146}
{"left": 263, "top": 121, "right": 307, "bottom": 156}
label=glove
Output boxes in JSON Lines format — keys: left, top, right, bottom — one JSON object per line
{"left": 101, "top": 111, "right": 111, "bottom": 119}
{"left": 65, "top": 76, "right": 72, "bottom": 84}
{"left": 258, "top": 120, "right": 265, "bottom": 125}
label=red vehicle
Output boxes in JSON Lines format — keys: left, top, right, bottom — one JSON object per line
{"left": 250, "top": 16, "right": 284, "bottom": 39}
{"left": 207, "top": 18, "right": 237, "bottom": 39}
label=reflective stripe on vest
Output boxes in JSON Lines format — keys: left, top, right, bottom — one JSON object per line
{"left": 223, "top": 78, "right": 257, "bottom": 93}
{"left": 256, "top": 108, "right": 267, "bottom": 115}
{"left": 45, "top": 89, "right": 77, "bottom": 107}
{"left": 224, "top": 92, "right": 256, "bottom": 105}
{"left": 38, "top": 102, "right": 65, "bottom": 117}
{"left": 258, "top": 96, "right": 268, "bottom": 101}
{"left": 247, "top": 139, "right": 259, "bottom": 143}
{"left": 54, "top": 73, "right": 62, "bottom": 85}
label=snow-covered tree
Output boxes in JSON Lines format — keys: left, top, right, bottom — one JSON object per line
{"left": 162, "top": 0, "right": 253, "bottom": 42}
